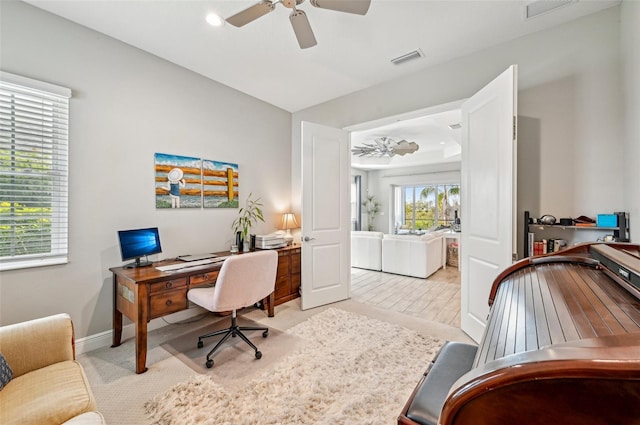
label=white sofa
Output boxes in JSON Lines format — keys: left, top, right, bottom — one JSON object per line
{"left": 351, "top": 231, "right": 384, "bottom": 271}
{"left": 381, "top": 233, "right": 443, "bottom": 278}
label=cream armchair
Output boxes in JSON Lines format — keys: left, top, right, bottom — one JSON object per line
{"left": 0, "top": 314, "right": 105, "bottom": 425}
{"left": 351, "top": 231, "right": 384, "bottom": 271}
{"left": 382, "top": 233, "right": 443, "bottom": 278}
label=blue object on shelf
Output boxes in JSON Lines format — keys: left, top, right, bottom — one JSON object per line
{"left": 597, "top": 214, "right": 618, "bottom": 227}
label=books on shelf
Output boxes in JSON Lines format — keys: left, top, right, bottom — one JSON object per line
{"left": 529, "top": 236, "right": 567, "bottom": 256}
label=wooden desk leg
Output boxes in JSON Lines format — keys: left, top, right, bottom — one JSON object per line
{"left": 267, "top": 292, "right": 274, "bottom": 317}
{"left": 135, "top": 282, "right": 150, "bottom": 374}
{"left": 135, "top": 319, "right": 148, "bottom": 374}
{"left": 111, "top": 274, "right": 123, "bottom": 347}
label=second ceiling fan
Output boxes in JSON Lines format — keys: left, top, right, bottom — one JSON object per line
{"left": 226, "top": 0, "right": 371, "bottom": 49}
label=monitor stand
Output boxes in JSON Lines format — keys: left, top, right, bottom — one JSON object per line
{"left": 123, "top": 257, "right": 153, "bottom": 269}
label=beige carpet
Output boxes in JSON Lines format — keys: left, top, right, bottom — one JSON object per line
{"left": 145, "top": 308, "right": 443, "bottom": 425}
{"left": 160, "top": 316, "right": 301, "bottom": 390}
{"left": 78, "top": 298, "right": 474, "bottom": 424}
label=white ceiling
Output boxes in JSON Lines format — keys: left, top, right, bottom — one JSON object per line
{"left": 350, "top": 108, "right": 462, "bottom": 170}
{"left": 23, "top": 0, "right": 619, "bottom": 169}
{"left": 25, "top": 0, "right": 618, "bottom": 113}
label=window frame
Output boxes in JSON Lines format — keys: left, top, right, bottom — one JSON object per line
{"left": 0, "top": 71, "right": 72, "bottom": 271}
{"left": 393, "top": 182, "right": 461, "bottom": 233}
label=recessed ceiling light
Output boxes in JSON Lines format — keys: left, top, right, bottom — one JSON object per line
{"left": 206, "top": 13, "right": 224, "bottom": 27}
{"left": 440, "top": 141, "right": 445, "bottom": 145}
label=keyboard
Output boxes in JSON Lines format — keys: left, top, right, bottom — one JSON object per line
{"left": 177, "top": 253, "right": 217, "bottom": 262}
{"left": 155, "top": 256, "right": 230, "bottom": 272}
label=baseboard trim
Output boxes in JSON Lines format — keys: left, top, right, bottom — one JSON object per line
{"left": 75, "top": 306, "right": 206, "bottom": 355}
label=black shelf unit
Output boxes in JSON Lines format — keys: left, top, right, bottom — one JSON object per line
{"left": 523, "top": 211, "right": 630, "bottom": 257}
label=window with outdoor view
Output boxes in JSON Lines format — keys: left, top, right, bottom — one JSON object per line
{"left": 393, "top": 183, "right": 460, "bottom": 233}
{"left": 0, "top": 72, "right": 72, "bottom": 271}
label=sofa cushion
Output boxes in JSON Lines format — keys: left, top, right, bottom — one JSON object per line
{"left": 351, "top": 231, "right": 384, "bottom": 238}
{"left": 0, "top": 360, "right": 97, "bottom": 425}
{"left": 62, "top": 411, "right": 106, "bottom": 425}
{"left": 0, "top": 353, "right": 13, "bottom": 390}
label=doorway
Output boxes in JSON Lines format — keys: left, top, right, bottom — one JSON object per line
{"left": 347, "top": 101, "right": 464, "bottom": 326}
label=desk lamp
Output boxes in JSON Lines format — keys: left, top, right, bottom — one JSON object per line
{"left": 280, "top": 213, "right": 299, "bottom": 246}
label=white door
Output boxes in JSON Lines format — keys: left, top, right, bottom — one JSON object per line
{"left": 300, "top": 121, "right": 351, "bottom": 310}
{"left": 461, "top": 65, "right": 518, "bottom": 342}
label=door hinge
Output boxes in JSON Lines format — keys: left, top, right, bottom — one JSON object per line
{"left": 513, "top": 116, "right": 517, "bottom": 141}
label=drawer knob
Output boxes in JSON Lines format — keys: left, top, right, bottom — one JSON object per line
{"left": 203, "top": 274, "right": 209, "bottom": 280}
{"left": 166, "top": 300, "right": 173, "bottom": 306}
{"left": 166, "top": 281, "right": 173, "bottom": 289}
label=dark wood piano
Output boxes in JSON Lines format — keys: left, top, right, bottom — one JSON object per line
{"left": 399, "top": 242, "right": 640, "bottom": 425}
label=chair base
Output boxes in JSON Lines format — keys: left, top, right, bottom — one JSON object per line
{"left": 197, "top": 309, "right": 269, "bottom": 368}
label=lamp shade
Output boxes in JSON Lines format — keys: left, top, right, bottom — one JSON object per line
{"left": 280, "top": 213, "right": 299, "bottom": 230}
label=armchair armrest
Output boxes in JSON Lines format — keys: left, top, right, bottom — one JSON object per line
{"left": 0, "top": 313, "right": 75, "bottom": 378}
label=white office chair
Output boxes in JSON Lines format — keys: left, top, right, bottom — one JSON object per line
{"left": 187, "top": 250, "right": 278, "bottom": 368}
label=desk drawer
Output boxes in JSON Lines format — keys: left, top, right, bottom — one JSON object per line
{"left": 189, "top": 271, "right": 218, "bottom": 287}
{"left": 149, "top": 289, "right": 187, "bottom": 318}
{"left": 277, "top": 255, "right": 290, "bottom": 277}
{"left": 149, "top": 278, "right": 187, "bottom": 293}
{"left": 275, "top": 275, "right": 291, "bottom": 300}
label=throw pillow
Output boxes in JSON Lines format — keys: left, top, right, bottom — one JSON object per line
{"left": 0, "top": 352, "right": 13, "bottom": 390}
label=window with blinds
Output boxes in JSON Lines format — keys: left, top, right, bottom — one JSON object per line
{"left": 0, "top": 72, "right": 72, "bottom": 271}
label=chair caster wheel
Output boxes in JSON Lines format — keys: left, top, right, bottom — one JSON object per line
{"left": 262, "top": 330, "right": 269, "bottom": 338}
{"left": 206, "top": 359, "right": 214, "bottom": 368}
{"left": 255, "top": 351, "right": 262, "bottom": 359}
{"left": 197, "top": 341, "right": 204, "bottom": 349}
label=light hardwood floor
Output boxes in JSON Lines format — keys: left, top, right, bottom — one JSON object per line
{"left": 351, "top": 265, "right": 461, "bottom": 328}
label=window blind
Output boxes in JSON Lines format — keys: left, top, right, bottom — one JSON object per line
{"left": 0, "top": 71, "right": 72, "bottom": 271}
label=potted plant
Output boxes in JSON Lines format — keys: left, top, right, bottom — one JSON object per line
{"left": 232, "top": 193, "right": 265, "bottom": 251}
{"left": 363, "top": 195, "right": 381, "bottom": 231}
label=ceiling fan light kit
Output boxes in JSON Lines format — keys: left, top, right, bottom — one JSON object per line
{"left": 225, "top": 0, "right": 371, "bottom": 49}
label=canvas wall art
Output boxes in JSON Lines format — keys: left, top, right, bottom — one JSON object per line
{"left": 202, "top": 159, "right": 239, "bottom": 208}
{"left": 154, "top": 153, "right": 239, "bottom": 209}
{"left": 155, "top": 153, "right": 202, "bottom": 209}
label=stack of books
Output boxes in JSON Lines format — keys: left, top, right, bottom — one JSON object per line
{"left": 528, "top": 233, "right": 567, "bottom": 256}
{"left": 255, "top": 234, "right": 286, "bottom": 249}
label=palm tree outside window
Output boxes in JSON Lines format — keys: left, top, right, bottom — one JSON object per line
{"left": 393, "top": 184, "right": 460, "bottom": 233}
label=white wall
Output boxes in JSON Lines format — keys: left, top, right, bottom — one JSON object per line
{"left": 292, "top": 7, "right": 632, "bottom": 257}
{"left": 621, "top": 0, "right": 640, "bottom": 243}
{"left": 0, "top": 1, "right": 292, "bottom": 338}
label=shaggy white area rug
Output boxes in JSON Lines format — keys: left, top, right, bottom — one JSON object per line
{"left": 145, "top": 308, "right": 442, "bottom": 425}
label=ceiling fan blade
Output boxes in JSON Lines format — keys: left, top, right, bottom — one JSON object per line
{"left": 392, "top": 140, "right": 420, "bottom": 156}
{"left": 289, "top": 9, "right": 317, "bottom": 49}
{"left": 309, "top": 0, "right": 371, "bottom": 15}
{"left": 226, "top": 1, "right": 276, "bottom": 27}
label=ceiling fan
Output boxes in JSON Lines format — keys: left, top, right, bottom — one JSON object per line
{"left": 351, "top": 137, "right": 420, "bottom": 158}
{"left": 226, "top": 0, "right": 371, "bottom": 49}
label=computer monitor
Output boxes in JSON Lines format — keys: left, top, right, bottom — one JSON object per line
{"left": 117, "top": 227, "right": 162, "bottom": 268}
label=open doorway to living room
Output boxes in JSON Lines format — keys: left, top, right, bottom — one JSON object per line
{"left": 349, "top": 102, "right": 463, "bottom": 328}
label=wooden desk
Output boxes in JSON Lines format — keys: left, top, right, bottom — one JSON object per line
{"left": 110, "top": 248, "right": 301, "bottom": 374}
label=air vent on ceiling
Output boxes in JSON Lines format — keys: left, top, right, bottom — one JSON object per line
{"left": 525, "top": 0, "right": 573, "bottom": 19}
{"left": 391, "top": 49, "right": 424, "bottom": 66}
